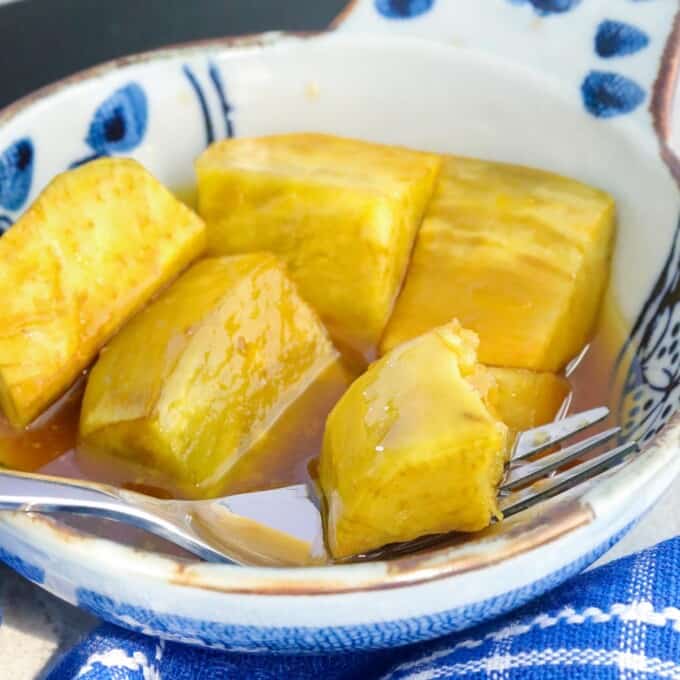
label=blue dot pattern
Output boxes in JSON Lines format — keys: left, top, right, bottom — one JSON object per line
{"left": 581, "top": 71, "right": 645, "bottom": 117}
{"left": 375, "top": 0, "right": 434, "bottom": 19}
{"left": 595, "top": 20, "right": 650, "bottom": 58}
{"left": 506, "top": 0, "right": 581, "bottom": 15}
{"left": 69, "top": 83, "right": 148, "bottom": 168}
{"left": 81, "top": 83, "right": 148, "bottom": 160}
{"left": 504, "top": 1, "right": 653, "bottom": 120}
{"left": 0, "top": 138, "right": 34, "bottom": 212}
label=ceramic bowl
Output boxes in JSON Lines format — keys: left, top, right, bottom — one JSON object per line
{"left": 0, "top": 1, "right": 678, "bottom": 653}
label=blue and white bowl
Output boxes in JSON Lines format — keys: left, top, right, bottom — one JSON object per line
{"left": 0, "top": 0, "right": 679, "bottom": 653}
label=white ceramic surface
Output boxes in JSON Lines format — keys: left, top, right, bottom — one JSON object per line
{"left": 0, "top": 1, "right": 678, "bottom": 652}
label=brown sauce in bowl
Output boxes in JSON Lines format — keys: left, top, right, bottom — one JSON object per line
{"left": 0, "top": 293, "right": 625, "bottom": 502}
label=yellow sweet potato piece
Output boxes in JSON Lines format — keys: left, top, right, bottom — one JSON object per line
{"left": 320, "top": 320, "right": 507, "bottom": 559}
{"left": 80, "top": 254, "right": 339, "bottom": 498}
{"left": 489, "top": 367, "right": 570, "bottom": 444}
{"left": 196, "top": 133, "right": 441, "bottom": 361}
{"left": 0, "top": 158, "right": 205, "bottom": 428}
{"left": 380, "top": 156, "right": 615, "bottom": 371}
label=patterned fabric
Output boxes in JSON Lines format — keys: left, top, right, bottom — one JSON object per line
{"left": 43, "top": 536, "right": 680, "bottom": 679}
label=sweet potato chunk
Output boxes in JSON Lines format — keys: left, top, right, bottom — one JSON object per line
{"left": 80, "top": 254, "right": 339, "bottom": 498}
{"left": 0, "top": 158, "right": 205, "bottom": 427}
{"left": 196, "top": 133, "right": 441, "bottom": 361}
{"left": 489, "top": 367, "right": 570, "bottom": 444}
{"left": 381, "top": 156, "right": 615, "bottom": 371}
{"left": 319, "top": 321, "right": 507, "bottom": 559}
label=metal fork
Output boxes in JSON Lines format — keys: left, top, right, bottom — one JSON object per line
{"left": 0, "top": 406, "right": 638, "bottom": 566}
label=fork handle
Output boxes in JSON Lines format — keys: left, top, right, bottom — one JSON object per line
{"left": 0, "top": 467, "right": 123, "bottom": 510}
{"left": 0, "top": 468, "right": 233, "bottom": 563}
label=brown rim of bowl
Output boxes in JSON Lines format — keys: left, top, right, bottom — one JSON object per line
{"left": 0, "top": 28, "right": 674, "bottom": 597}
{"left": 20, "top": 493, "right": 592, "bottom": 595}
{"left": 0, "top": 31, "right": 319, "bottom": 128}
{"left": 329, "top": 0, "right": 360, "bottom": 29}
{"left": 651, "top": 7, "right": 680, "bottom": 187}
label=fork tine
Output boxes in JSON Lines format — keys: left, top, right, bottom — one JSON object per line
{"left": 511, "top": 406, "right": 610, "bottom": 461}
{"left": 502, "top": 426, "right": 621, "bottom": 491}
{"left": 500, "top": 440, "right": 639, "bottom": 518}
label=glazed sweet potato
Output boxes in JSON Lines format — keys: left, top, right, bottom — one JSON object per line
{"left": 381, "top": 155, "right": 615, "bottom": 371}
{"left": 196, "top": 133, "right": 441, "bottom": 361}
{"left": 489, "top": 367, "right": 570, "bottom": 444}
{"left": 0, "top": 158, "right": 205, "bottom": 427}
{"left": 320, "top": 320, "right": 507, "bottom": 559}
{"left": 80, "top": 254, "right": 339, "bottom": 498}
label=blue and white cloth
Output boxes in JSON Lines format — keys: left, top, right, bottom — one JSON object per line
{"left": 43, "top": 536, "right": 680, "bottom": 679}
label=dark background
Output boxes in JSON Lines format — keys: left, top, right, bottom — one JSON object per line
{"left": 0, "top": 0, "right": 348, "bottom": 108}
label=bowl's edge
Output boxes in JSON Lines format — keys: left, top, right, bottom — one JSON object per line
{"left": 651, "top": 8, "right": 680, "bottom": 186}
{"left": 0, "top": 31, "right": 318, "bottom": 128}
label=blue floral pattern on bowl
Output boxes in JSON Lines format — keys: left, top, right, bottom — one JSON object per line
{"left": 507, "top": 0, "right": 581, "bottom": 15}
{"left": 0, "top": 138, "right": 34, "bottom": 231}
{"left": 71, "top": 83, "right": 148, "bottom": 167}
{"left": 581, "top": 71, "right": 646, "bottom": 118}
{"left": 618, "top": 218, "right": 680, "bottom": 445}
{"left": 595, "top": 20, "right": 650, "bottom": 58}
{"left": 375, "top": 0, "right": 434, "bottom": 19}
{"left": 182, "top": 62, "right": 234, "bottom": 145}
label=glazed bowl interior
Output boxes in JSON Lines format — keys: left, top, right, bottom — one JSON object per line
{"left": 0, "top": 33, "right": 678, "bottom": 576}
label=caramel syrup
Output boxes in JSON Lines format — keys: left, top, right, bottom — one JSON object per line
{"left": 0, "top": 298, "right": 626, "bottom": 500}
